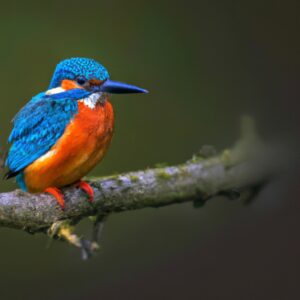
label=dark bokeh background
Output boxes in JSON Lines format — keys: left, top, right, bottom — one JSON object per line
{"left": 0, "top": 0, "right": 299, "bottom": 299}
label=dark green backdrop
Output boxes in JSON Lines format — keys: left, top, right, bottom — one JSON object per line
{"left": 0, "top": 1, "right": 298, "bottom": 299}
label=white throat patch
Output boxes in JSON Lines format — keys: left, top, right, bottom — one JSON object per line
{"left": 79, "top": 92, "right": 104, "bottom": 109}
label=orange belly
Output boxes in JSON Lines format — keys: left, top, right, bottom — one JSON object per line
{"left": 24, "top": 99, "right": 114, "bottom": 192}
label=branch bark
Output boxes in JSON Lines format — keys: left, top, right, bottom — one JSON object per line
{"left": 0, "top": 117, "right": 286, "bottom": 235}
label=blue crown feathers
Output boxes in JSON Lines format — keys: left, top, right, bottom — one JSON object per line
{"left": 49, "top": 57, "right": 110, "bottom": 89}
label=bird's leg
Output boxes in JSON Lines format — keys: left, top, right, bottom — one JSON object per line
{"left": 76, "top": 180, "right": 94, "bottom": 203}
{"left": 45, "top": 187, "right": 65, "bottom": 210}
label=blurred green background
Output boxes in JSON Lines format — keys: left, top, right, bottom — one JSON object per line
{"left": 0, "top": 0, "right": 299, "bottom": 299}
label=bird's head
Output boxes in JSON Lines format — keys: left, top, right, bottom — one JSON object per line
{"left": 47, "top": 57, "right": 147, "bottom": 97}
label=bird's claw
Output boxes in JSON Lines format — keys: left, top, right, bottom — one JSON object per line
{"left": 76, "top": 180, "right": 94, "bottom": 203}
{"left": 45, "top": 187, "right": 65, "bottom": 210}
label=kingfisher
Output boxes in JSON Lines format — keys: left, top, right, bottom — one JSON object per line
{"left": 5, "top": 57, "right": 147, "bottom": 209}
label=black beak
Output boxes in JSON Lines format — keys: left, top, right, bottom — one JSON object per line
{"left": 99, "top": 79, "right": 148, "bottom": 94}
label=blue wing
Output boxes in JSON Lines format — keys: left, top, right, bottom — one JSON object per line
{"left": 6, "top": 91, "right": 81, "bottom": 176}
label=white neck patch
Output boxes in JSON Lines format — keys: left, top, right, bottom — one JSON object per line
{"left": 45, "top": 87, "right": 66, "bottom": 95}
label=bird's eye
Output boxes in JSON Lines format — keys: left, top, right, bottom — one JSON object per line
{"left": 76, "top": 77, "right": 87, "bottom": 86}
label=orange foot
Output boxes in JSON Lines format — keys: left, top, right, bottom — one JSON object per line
{"left": 76, "top": 180, "right": 94, "bottom": 203}
{"left": 45, "top": 187, "right": 65, "bottom": 210}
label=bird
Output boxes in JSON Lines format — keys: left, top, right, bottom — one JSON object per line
{"left": 4, "top": 57, "right": 147, "bottom": 209}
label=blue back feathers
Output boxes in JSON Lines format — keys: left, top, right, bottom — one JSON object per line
{"left": 6, "top": 92, "right": 78, "bottom": 175}
{"left": 6, "top": 57, "right": 109, "bottom": 179}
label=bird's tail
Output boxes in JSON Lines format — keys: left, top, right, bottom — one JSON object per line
{"left": 0, "top": 148, "right": 20, "bottom": 180}
{"left": 0, "top": 147, "right": 8, "bottom": 176}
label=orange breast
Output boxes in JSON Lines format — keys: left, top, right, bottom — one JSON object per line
{"left": 24, "top": 99, "right": 114, "bottom": 192}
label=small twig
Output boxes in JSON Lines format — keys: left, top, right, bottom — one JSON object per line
{"left": 48, "top": 220, "right": 99, "bottom": 259}
{"left": 92, "top": 215, "right": 107, "bottom": 245}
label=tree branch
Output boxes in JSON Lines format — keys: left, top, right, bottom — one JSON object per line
{"left": 0, "top": 117, "right": 289, "bottom": 257}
